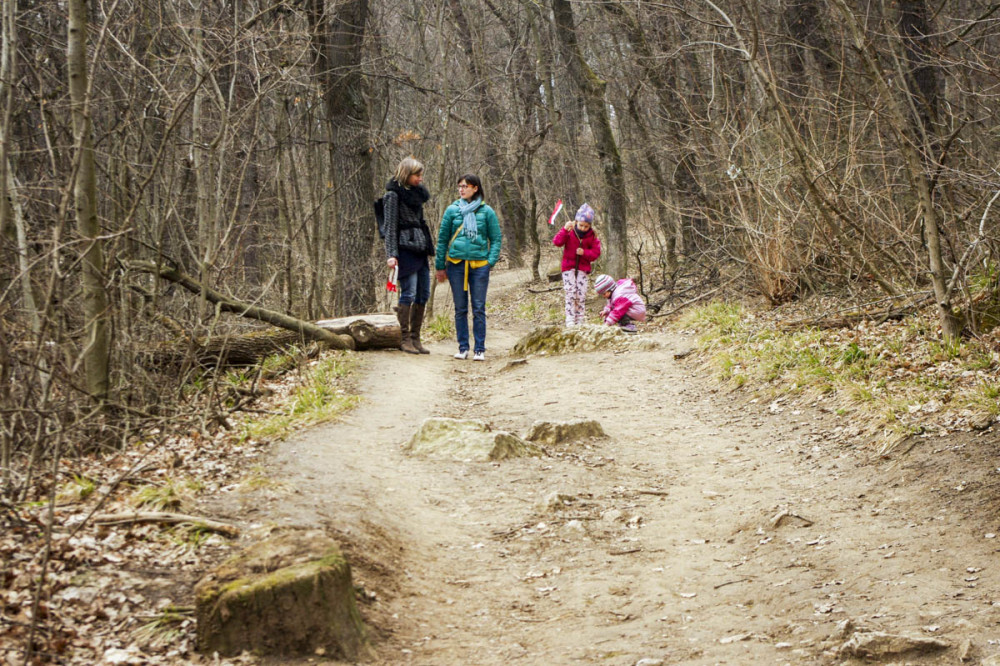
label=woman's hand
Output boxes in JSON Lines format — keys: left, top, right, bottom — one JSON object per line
{"left": 387, "top": 257, "right": 398, "bottom": 268}
{"left": 436, "top": 269, "right": 447, "bottom": 283}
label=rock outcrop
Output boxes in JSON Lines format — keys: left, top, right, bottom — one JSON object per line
{"left": 526, "top": 419, "right": 607, "bottom": 446}
{"left": 404, "top": 417, "right": 541, "bottom": 461}
{"left": 512, "top": 324, "right": 655, "bottom": 356}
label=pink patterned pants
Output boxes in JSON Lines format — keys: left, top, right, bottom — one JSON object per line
{"left": 562, "top": 270, "right": 589, "bottom": 326}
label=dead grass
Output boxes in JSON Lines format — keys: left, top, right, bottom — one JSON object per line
{"left": 675, "top": 299, "right": 1000, "bottom": 444}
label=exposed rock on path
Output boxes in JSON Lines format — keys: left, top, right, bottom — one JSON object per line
{"left": 404, "top": 417, "right": 541, "bottom": 461}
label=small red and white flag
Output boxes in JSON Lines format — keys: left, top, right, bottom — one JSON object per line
{"left": 386, "top": 265, "right": 398, "bottom": 292}
{"left": 547, "top": 199, "right": 563, "bottom": 226}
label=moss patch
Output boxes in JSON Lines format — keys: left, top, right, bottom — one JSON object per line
{"left": 195, "top": 530, "right": 371, "bottom": 659}
{"left": 513, "top": 324, "right": 656, "bottom": 356}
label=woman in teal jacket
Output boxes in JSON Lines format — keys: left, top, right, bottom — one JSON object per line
{"left": 435, "top": 173, "right": 502, "bottom": 361}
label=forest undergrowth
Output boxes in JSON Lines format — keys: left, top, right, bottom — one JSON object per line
{"left": 676, "top": 297, "right": 1000, "bottom": 453}
{"left": 0, "top": 350, "right": 363, "bottom": 665}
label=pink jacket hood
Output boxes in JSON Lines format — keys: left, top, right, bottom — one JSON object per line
{"left": 601, "top": 278, "right": 647, "bottom": 324}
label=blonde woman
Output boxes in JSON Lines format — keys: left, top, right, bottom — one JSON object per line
{"left": 384, "top": 157, "right": 435, "bottom": 354}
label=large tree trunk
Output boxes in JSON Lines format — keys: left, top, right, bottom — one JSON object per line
{"left": 551, "top": 0, "right": 628, "bottom": 278}
{"left": 68, "top": 0, "right": 110, "bottom": 401}
{"left": 0, "top": 0, "right": 14, "bottom": 249}
{"left": 310, "top": 0, "right": 377, "bottom": 316}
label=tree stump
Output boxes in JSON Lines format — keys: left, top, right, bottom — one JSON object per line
{"left": 194, "top": 530, "right": 372, "bottom": 659}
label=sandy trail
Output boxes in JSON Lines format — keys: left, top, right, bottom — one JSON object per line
{"left": 245, "top": 275, "right": 1000, "bottom": 665}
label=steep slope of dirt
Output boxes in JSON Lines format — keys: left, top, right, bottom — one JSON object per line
{"left": 239, "top": 276, "right": 1000, "bottom": 666}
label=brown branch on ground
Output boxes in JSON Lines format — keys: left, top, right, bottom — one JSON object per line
{"left": 649, "top": 286, "right": 721, "bottom": 318}
{"left": 127, "top": 260, "right": 355, "bottom": 350}
{"left": 780, "top": 295, "right": 933, "bottom": 330}
{"left": 92, "top": 511, "right": 239, "bottom": 537}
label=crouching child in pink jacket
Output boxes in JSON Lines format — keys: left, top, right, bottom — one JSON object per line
{"left": 594, "top": 274, "right": 646, "bottom": 333}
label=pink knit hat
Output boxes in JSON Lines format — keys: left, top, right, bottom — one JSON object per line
{"left": 594, "top": 274, "right": 615, "bottom": 294}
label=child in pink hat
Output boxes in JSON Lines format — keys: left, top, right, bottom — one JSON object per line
{"left": 594, "top": 274, "right": 646, "bottom": 333}
{"left": 552, "top": 203, "right": 602, "bottom": 327}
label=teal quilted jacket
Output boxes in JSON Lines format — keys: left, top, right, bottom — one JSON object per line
{"left": 435, "top": 199, "right": 503, "bottom": 269}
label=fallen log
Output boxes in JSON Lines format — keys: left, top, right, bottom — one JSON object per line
{"left": 779, "top": 293, "right": 933, "bottom": 330}
{"left": 780, "top": 305, "right": 927, "bottom": 330}
{"left": 128, "top": 260, "right": 354, "bottom": 350}
{"left": 92, "top": 511, "right": 239, "bottom": 537}
{"left": 147, "top": 314, "right": 402, "bottom": 367}
{"left": 315, "top": 314, "right": 401, "bottom": 350}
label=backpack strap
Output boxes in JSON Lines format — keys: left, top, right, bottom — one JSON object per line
{"left": 445, "top": 224, "right": 463, "bottom": 260}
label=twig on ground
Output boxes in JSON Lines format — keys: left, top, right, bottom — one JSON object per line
{"left": 92, "top": 511, "right": 239, "bottom": 537}
{"left": 714, "top": 578, "right": 751, "bottom": 589}
{"left": 650, "top": 286, "right": 721, "bottom": 318}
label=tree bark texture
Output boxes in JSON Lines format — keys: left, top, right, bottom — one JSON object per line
{"left": 68, "top": 0, "right": 110, "bottom": 401}
{"left": 0, "top": 0, "right": 15, "bottom": 245}
{"left": 310, "top": 0, "right": 377, "bottom": 316}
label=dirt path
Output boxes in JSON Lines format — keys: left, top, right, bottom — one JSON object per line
{"left": 245, "top": 278, "right": 1000, "bottom": 666}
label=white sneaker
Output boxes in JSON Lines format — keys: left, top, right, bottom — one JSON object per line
{"left": 454, "top": 350, "right": 468, "bottom": 360}
{"left": 473, "top": 351, "right": 486, "bottom": 361}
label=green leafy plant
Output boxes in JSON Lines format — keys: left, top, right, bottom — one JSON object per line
{"left": 130, "top": 478, "right": 202, "bottom": 511}
{"left": 516, "top": 300, "right": 540, "bottom": 319}
{"left": 239, "top": 465, "right": 288, "bottom": 492}
{"left": 426, "top": 313, "right": 454, "bottom": 340}
{"left": 56, "top": 475, "right": 96, "bottom": 504}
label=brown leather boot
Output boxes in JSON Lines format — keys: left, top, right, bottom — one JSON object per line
{"left": 397, "top": 304, "right": 419, "bottom": 354}
{"left": 410, "top": 303, "right": 430, "bottom": 354}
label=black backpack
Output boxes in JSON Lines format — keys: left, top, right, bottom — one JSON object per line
{"left": 373, "top": 196, "right": 386, "bottom": 239}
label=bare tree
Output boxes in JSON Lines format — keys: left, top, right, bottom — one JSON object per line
{"left": 310, "top": 0, "right": 377, "bottom": 315}
{"left": 68, "top": 0, "right": 110, "bottom": 401}
{"left": 550, "top": 0, "right": 628, "bottom": 278}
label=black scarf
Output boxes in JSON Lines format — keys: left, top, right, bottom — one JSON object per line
{"left": 387, "top": 180, "right": 430, "bottom": 212}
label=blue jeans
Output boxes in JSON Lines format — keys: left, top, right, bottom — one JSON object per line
{"left": 398, "top": 264, "right": 430, "bottom": 306}
{"left": 446, "top": 262, "right": 490, "bottom": 353}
